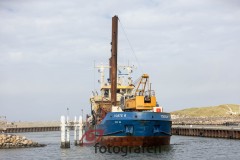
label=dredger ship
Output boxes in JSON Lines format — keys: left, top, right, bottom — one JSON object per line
{"left": 86, "top": 15, "right": 171, "bottom": 146}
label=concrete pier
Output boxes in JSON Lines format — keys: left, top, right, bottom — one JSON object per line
{"left": 172, "top": 125, "right": 240, "bottom": 139}
{"left": 1, "top": 121, "right": 79, "bottom": 133}
{"left": 1, "top": 121, "right": 61, "bottom": 133}
{"left": 5, "top": 127, "right": 60, "bottom": 133}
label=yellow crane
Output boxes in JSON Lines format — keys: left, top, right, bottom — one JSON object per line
{"left": 124, "top": 74, "right": 157, "bottom": 110}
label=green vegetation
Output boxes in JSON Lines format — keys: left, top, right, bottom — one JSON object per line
{"left": 171, "top": 104, "right": 240, "bottom": 118}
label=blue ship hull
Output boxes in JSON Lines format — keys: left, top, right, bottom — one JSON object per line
{"left": 95, "top": 112, "right": 172, "bottom": 146}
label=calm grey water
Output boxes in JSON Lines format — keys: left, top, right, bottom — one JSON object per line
{"left": 0, "top": 131, "right": 239, "bottom": 160}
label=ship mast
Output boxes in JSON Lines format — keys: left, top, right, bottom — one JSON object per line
{"left": 110, "top": 15, "right": 118, "bottom": 107}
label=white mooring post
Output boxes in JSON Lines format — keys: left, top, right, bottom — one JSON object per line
{"left": 60, "top": 115, "right": 83, "bottom": 148}
{"left": 65, "top": 116, "right": 70, "bottom": 148}
{"left": 74, "top": 116, "right": 78, "bottom": 146}
{"left": 79, "top": 115, "right": 83, "bottom": 145}
{"left": 60, "top": 115, "right": 66, "bottom": 148}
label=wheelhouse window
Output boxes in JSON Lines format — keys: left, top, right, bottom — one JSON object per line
{"left": 127, "top": 89, "right": 132, "bottom": 94}
{"left": 104, "top": 89, "right": 109, "bottom": 97}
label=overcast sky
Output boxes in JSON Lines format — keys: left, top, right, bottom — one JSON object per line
{"left": 1, "top": 0, "right": 240, "bottom": 121}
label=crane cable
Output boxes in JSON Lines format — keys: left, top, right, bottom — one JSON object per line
{"left": 118, "top": 18, "right": 144, "bottom": 74}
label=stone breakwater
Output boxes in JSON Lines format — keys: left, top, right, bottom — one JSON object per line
{"left": 0, "top": 134, "right": 46, "bottom": 149}
{"left": 172, "top": 117, "right": 240, "bottom": 125}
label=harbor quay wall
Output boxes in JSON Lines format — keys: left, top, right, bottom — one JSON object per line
{"left": 1, "top": 121, "right": 61, "bottom": 133}
{"left": 172, "top": 117, "right": 240, "bottom": 125}
{"left": 2, "top": 122, "right": 240, "bottom": 140}
{"left": 1, "top": 121, "right": 80, "bottom": 133}
{"left": 5, "top": 126, "right": 60, "bottom": 133}
{"left": 172, "top": 125, "right": 240, "bottom": 139}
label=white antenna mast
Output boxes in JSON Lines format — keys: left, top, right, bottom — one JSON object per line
{"left": 95, "top": 64, "right": 110, "bottom": 88}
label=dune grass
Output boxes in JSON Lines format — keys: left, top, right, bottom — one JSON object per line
{"left": 171, "top": 104, "right": 240, "bottom": 117}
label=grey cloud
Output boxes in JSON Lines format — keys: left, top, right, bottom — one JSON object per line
{"left": 0, "top": 0, "right": 239, "bottom": 121}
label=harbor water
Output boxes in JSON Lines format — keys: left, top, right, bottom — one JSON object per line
{"left": 0, "top": 131, "right": 239, "bottom": 160}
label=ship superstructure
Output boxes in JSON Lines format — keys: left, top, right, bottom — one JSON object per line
{"left": 87, "top": 15, "right": 171, "bottom": 146}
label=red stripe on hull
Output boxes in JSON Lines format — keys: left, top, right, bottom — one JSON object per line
{"left": 98, "top": 136, "right": 170, "bottom": 146}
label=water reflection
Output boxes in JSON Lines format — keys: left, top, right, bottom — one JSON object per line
{"left": 0, "top": 132, "right": 239, "bottom": 160}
